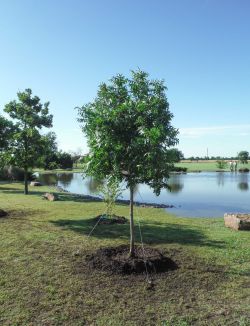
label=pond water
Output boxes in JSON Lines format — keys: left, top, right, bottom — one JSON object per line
{"left": 37, "top": 172, "right": 250, "bottom": 218}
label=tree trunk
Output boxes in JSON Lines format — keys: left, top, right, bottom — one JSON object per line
{"left": 24, "top": 167, "right": 28, "bottom": 195}
{"left": 129, "top": 185, "right": 135, "bottom": 257}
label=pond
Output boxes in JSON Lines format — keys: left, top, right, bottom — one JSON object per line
{"left": 37, "top": 172, "right": 250, "bottom": 218}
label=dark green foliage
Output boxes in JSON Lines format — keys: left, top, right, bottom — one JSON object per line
{"left": 216, "top": 160, "right": 227, "bottom": 170}
{"left": 39, "top": 132, "right": 59, "bottom": 170}
{"left": 238, "top": 151, "right": 249, "bottom": 164}
{"left": 56, "top": 151, "right": 73, "bottom": 169}
{"left": 0, "top": 115, "right": 15, "bottom": 151}
{"left": 171, "top": 166, "right": 187, "bottom": 172}
{"left": 238, "top": 168, "right": 249, "bottom": 172}
{"left": 4, "top": 89, "right": 53, "bottom": 194}
{"left": 168, "top": 148, "right": 184, "bottom": 162}
{"left": 78, "top": 70, "right": 179, "bottom": 194}
{"left": 0, "top": 115, "right": 16, "bottom": 169}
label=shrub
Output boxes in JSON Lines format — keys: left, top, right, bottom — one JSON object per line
{"left": 238, "top": 168, "right": 249, "bottom": 173}
{"left": 171, "top": 166, "right": 187, "bottom": 173}
{"left": 216, "top": 160, "right": 227, "bottom": 170}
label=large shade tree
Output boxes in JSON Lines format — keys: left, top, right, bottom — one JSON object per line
{"left": 78, "top": 70, "right": 179, "bottom": 256}
{"left": 4, "top": 89, "right": 53, "bottom": 194}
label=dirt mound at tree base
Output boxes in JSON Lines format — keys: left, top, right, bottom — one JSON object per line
{"left": 85, "top": 245, "right": 178, "bottom": 274}
{"left": 0, "top": 209, "right": 8, "bottom": 218}
{"left": 93, "top": 214, "right": 127, "bottom": 225}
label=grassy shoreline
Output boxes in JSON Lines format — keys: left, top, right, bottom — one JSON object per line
{"left": 34, "top": 161, "right": 250, "bottom": 175}
{"left": 0, "top": 182, "right": 249, "bottom": 325}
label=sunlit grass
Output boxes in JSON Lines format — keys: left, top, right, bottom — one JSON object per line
{"left": 0, "top": 182, "right": 249, "bottom": 325}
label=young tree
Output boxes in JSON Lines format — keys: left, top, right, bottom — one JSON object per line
{"left": 4, "top": 89, "right": 53, "bottom": 194}
{"left": 216, "top": 160, "right": 227, "bottom": 170}
{"left": 238, "top": 151, "right": 249, "bottom": 164}
{"left": 78, "top": 70, "right": 179, "bottom": 256}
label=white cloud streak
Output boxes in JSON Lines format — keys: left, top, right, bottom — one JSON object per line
{"left": 179, "top": 124, "right": 250, "bottom": 138}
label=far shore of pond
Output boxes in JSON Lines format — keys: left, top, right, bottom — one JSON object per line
{"left": 34, "top": 160, "right": 250, "bottom": 175}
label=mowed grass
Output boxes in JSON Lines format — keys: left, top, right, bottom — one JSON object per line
{"left": 0, "top": 182, "right": 249, "bottom": 326}
{"left": 176, "top": 160, "right": 250, "bottom": 172}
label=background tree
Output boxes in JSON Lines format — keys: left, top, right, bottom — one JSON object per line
{"left": 238, "top": 151, "right": 249, "bottom": 164}
{"left": 70, "top": 148, "right": 83, "bottom": 168}
{"left": 0, "top": 115, "right": 15, "bottom": 169}
{"left": 168, "top": 148, "right": 184, "bottom": 163}
{"left": 40, "top": 132, "right": 59, "bottom": 170}
{"left": 78, "top": 70, "right": 179, "bottom": 256}
{"left": 56, "top": 151, "right": 73, "bottom": 169}
{"left": 4, "top": 89, "right": 53, "bottom": 194}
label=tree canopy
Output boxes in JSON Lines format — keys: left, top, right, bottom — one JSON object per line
{"left": 238, "top": 151, "right": 249, "bottom": 164}
{"left": 4, "top": 89, "right": 53, "bottom": 194}
{"left": 78, "top": 70, "right": 179, "bottom": 194}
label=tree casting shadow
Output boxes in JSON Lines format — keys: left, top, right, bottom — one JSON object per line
{"left": 51, "top": 217, "right": 225, "bottom": 248}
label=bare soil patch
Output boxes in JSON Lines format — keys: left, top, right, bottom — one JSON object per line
{"left": 0, "top": 209, "right": 8, "bottom": 218}
{"left": 93, "top": 214, "right": 127, "bottom": 225}
{"left": 85, "top": 244, "right": 178, "bottom": 274}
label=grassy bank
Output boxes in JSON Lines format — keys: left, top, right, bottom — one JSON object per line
{"left": 176, "top": 160, "right": 250, "bottom": 172}
{"left": 0, "top": 182, "right": 249, "bottom": 325}
{"left": 34, "top": 161, "right": 250, "bottom": 174}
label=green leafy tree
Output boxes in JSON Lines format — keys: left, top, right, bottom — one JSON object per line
{"left": 0, "top": 115, "right": 15, "bottom": 168}
{"left": 169, "top": 148, "right": 184, "bottom": 163}
{"left": 56, "top": 151, "right": 73, "bottom": 169}
{"left": 4, "top": 89, "right": 53, "bottom": 194}
{"left": 40, "top": 132, "right": 59, "bottom": 170}
{"left": 78, "top": 70, "right": 179, "bottom": 256}
{"left": 96, "top": 177, "right": 124, "bottom": 218}
{"left": 238, "top": 151, "right": 249, "bottom": 164}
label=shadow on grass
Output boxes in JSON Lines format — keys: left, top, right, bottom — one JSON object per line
{"left": 0, "top": 188, "right": 103, "bottom": 203}
{"left": 51, "top": 217, "right": 225, "bottom": 248}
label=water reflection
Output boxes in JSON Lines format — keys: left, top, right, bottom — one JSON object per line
{"left": 168, "top": 182, "right": 184, "bottom": 193}
{"left": 38, "top": 173, "right": 58, "bottom": 185}
{"left": 168, "top": 175, "right": 184, "bottom": 193}
{"left": 217, "top": 172, "right": 225, "bottom": 186}
{"left": 238, "top": 173, "right": 249, "bottom": 191}
{"left": 85, "top": 177, "right": 103, "bottom": 193}
{"left": 38, "top": 172, "right": 250, "bottom": 218}
{"left": 57, "top": 173, "right": 74, "bottom": 187}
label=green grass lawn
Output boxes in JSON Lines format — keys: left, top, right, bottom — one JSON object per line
{"left": 0, "top": 182, "right": 249, "bottom": 325}
{"left": 34, "top": 161, "right": 250, "bottom": 174}
{"left": 176, "top": 161, "right": 250, "bottom": 172}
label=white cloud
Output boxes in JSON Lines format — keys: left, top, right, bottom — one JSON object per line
{"left": 179, "top": 124, "right": 250, "bottom": 138}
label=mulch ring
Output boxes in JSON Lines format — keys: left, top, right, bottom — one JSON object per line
{"left": 85, "top": 245, "right": 178, "bottom": 274}
{"left": 0, "top": 209, "right": 8, "bottom": 218}
{"left": 93, "top": 214, "right": 127, "bottom": 225}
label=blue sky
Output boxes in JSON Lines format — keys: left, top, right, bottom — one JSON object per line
{"left": 1, "top": 0, "right": 250, "bottom": 157}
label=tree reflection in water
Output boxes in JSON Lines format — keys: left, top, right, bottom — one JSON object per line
{"left": 238, "top": 173, "right": 249, "bottom": 191}
{"left": 57, "top": 173, "right": 74, "bottom": 187}
{"left": 217, "top": 172, "right": 225, "bottom": 187}
{"left": 168, "top": 175, "right": 184, "bottom": 194}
